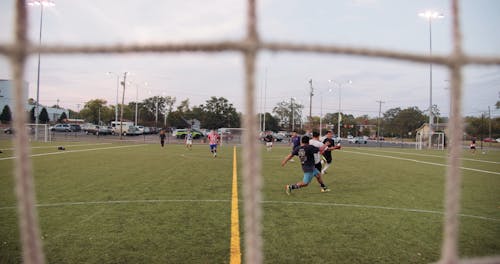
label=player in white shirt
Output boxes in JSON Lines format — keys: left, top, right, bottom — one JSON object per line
{"left": 185, "top": 130, "right": 193, "bottom": 150}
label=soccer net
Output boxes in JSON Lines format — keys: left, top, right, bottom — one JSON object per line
{"left": 3, "top": 1, "right": 500, "bottom": 264}
{"left": 416, "top": 132, "right": 445, "bottom": 150}
{"left": 27, "top": 123, "right": 51, "bottom": 142}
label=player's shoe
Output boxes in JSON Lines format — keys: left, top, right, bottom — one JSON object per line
{"left": 285, "top": 185, "right": 292, "bottom": 195}
{"left": 321, "top": 187, "right": 330, "bottom": 192}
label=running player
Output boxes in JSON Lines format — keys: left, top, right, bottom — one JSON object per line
{"left": 281, "top": 135, "right": 330, "bottom": 194}
{"left": 289, "top": 131, "right": 300, "bottom": 162}
{"left": 264, "top": 132, "right": 274, "bottom": 151}
{"left": 185, "top": 129, "right": 193, "bottom": 150}
{"left": 309, "top": 131, "right": 327, "bottom": 173}
{"left": 321, "top": 130, "right": 341, "bottom": 174}
{"left": 207, "top": 130, "right": 219, "bottom": 157}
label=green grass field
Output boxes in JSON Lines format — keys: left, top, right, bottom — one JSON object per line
{"left": 0, "top": 140, "right": 499, "bottom": 263}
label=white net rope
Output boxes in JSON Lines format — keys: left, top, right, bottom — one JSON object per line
{"left": 1, "top": 0, "right": 500, "bottom": 263}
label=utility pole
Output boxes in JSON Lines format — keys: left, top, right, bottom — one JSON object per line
{"left": 119, "top": 72, "right": 128, "bottom": 140}
{"left": 291, "top": 97, "right": 294, "bottom": 131}
{"left": 263, "top": 68, "right": 267, "bottom": 132}
{"left": 376, "top": 100, "right": 385, "bottom": 147}
{"left": 309, "top": 79, "right": 313, "bottom": 131}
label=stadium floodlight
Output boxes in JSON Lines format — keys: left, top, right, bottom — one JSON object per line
{"left": 107, "top": 72, "right": 121, "bottom": 122}
{"left": 328, "top": 80, "right": 352, "bottom": 138}
{"left": 419, "top": 10, "right": 444, "bottom": 148}
{"left": 28, "top": 0, "right": 55, "bottom": 141}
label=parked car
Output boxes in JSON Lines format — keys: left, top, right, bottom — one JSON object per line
{"left": 349, "top": 137, "right": 368, "bottom": 144}
{"left": 4, "top": 126, "right": 35, "bottom": 135}
{"left": 50, "top": 124, "right": 72, "bottom": 132}
{"left": 175, "top": 129, "right": 204, "bottom": 139}
{"left": 69, "top": 124, "right": 81, "bottom": 132}
{"left": 483, "top": 138, "right": 497, "bottom": 143}
{"left": 85, "top": 125, "right": 112, "bottom": 135}
{"left": 124, "top": 126, "right": 143, "bottom": 136}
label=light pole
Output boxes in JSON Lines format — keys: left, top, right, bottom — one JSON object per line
{"left": 28, "top": 0, "right": 54, "bottom": 140}
{"left": 318, "top": 88, "right": 333, "bottom": 136}
{"left": 419, "top": 10, "right": 443, "bottom": 148}
{"left": 328, "top": 79, "right": 352, "bottom": 139}
{"left": 119, "top": 72, "right": 128, "bottom": 140}
{"left": 107, "top": 72, "right": 120, "bottom": 122}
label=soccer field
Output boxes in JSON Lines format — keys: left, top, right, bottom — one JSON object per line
{"left": 0, "top": 140, "right": 499, "bottom": 263}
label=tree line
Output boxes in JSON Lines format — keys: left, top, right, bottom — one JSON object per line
{"left": 1, "top": 98, "right": 498, "bottom": 139}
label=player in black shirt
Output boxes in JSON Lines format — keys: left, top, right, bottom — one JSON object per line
{"left": 281, "top": 136, "right": 329, "bottom": 194}
{"left": 321, "top": 130, "right": 341, "bottom": 174}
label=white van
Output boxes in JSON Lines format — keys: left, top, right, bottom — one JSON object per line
{"left": 110, "top": 121, "right": 134, "bottom": 135}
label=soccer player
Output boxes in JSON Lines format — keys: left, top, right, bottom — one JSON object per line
{"left": 264, "top": 132, "right": 274, "bottom": 151}
{"left": 321, "top": 130, "right": 341, "bottom": 174}
{"left": 289, "top": 131, "right": 300, "bottom": 162}
{"left": 281, "top": 135, "right": 330, "bottom": 194}
{"left": 309, "top": 131, "right": 327, "bottom": 173}
{"left": 470, "top": 137, "right": 476, "bottom": 153}
{"left": 185, "top": 129, "right": 193, "bottom": 150}
{"left": 207, "top": 130, "right": 219, "bottom": 157}
{"left": 159, "top": 129, "right": 166, "bottom": 148}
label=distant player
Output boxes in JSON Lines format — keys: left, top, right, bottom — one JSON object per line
{"left": 289, "top": 131, "right": 300, "bottom": 162}
{"left": 470, "top": 137, "right": 476, "bottom": 153}
{"left": 185, "top": 130, "right": 193, "bottom": 150}
{"left": 159, "top": 129, "right": 166, "bottom": 148}
{"left": 281, "top": 135, "right": 330, "bottom": 194}
{"left": 264, "top": 132, "right": 274, "bottom": 151}
{"left": 207, "top": 130, "right": 219, "bottom": 157}
{"left": 321, "top": 130, "right": 341, "bottom": 174}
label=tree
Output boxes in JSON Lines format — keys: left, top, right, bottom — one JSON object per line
{"left": 198, "top": 97, "right": 240, "bottom": 129}
{"left": 39, "top": 107, "right": 50, "bottom": 124}
{"left": 0, "top": 105, "right": 12, "bottom": 124}
{"left": 272, "top": 99, "right": 303, "bottom": 130}
{"left": 58, "top": 112, "right": 67, "bottom": 123}
{"left": 260, "top": 112, "right": 280, "bottom": 131}
{"left": 79, "top": 99, "right": 113, "bottom": 124}
{"left": 384, "top": 107, "right": 425, "bottom": 137}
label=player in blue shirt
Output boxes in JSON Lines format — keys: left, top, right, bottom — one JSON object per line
{"left": 281, "top": 135, "right": 330, "bottom": 194}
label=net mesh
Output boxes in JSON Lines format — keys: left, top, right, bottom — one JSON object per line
{"left": 1, "top": 0, "right": 500, "bottom": 263}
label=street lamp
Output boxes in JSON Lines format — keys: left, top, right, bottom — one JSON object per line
{"left": 328, "top": 79, "right": 352, "bottom": 139}
{"left": 318, "top": 88, "right": 334, "bottom": 136}
{"left": 28, "top": 0, "right": 55, "bottom": 140}
{"left": 419, "top": 10, "right": 444, "bottom": 148}
{"left": 107, "top": 72, "right": 120, "bottom": 122}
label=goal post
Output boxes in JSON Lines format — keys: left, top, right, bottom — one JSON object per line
{"left": 28, "top": 123, "right": 51, "bottom": 142}
{"left": 416, "top": 132, "right": 445, "bottom": 150}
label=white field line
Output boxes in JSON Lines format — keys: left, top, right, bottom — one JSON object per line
{"left": 2, "top": 142, "right": 112, "bottom": 151}
{"left": 0, "top": 144, "right": 146, "bottom": 161}
{"left": 359, "top": 148, "right": 500, "bottom": 165}
{"left": 343, "top": 150, "right": 500, "bottom": 176}
{"left": 0, "top": 199, "right": 497, "bottom": 222}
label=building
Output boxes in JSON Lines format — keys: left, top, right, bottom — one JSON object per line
{"left": 0, "top": 79, "right": 29, "bottom": 117}
{"left": 0, "top": 79, "right": 68, "bottom": 123}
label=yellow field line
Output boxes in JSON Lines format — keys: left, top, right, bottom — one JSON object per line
{"left": 230, "top": 146, "right": 241, "bottom": 264}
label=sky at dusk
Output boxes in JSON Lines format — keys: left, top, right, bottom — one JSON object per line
{"left": 1, "top": 0, "right": 499, "bottom": 118}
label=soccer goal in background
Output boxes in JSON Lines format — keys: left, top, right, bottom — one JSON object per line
{"left": 27, "top": 124, "right": 50, "bottom": 142}
{"left": 416, "top": 131, "right": 445, "bottom": 150}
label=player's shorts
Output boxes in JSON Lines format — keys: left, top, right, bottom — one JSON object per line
{"left": 323, "top": 151, "right": 332, "bottom": 163}
{"left": 186, "top": 139, "right": 193, "bottom": 145}
{"left": 210, "top": 144, "right": 217, "bottom": 151}
{"left": 266, "top": 142, "right": 273, "bottom": 147}
{"left": 303, "top": 168, "right": 320, "bottom": 184}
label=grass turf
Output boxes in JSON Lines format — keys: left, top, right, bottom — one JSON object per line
{"left": 0, "top": 140, "right": 499, "bottom": 263}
